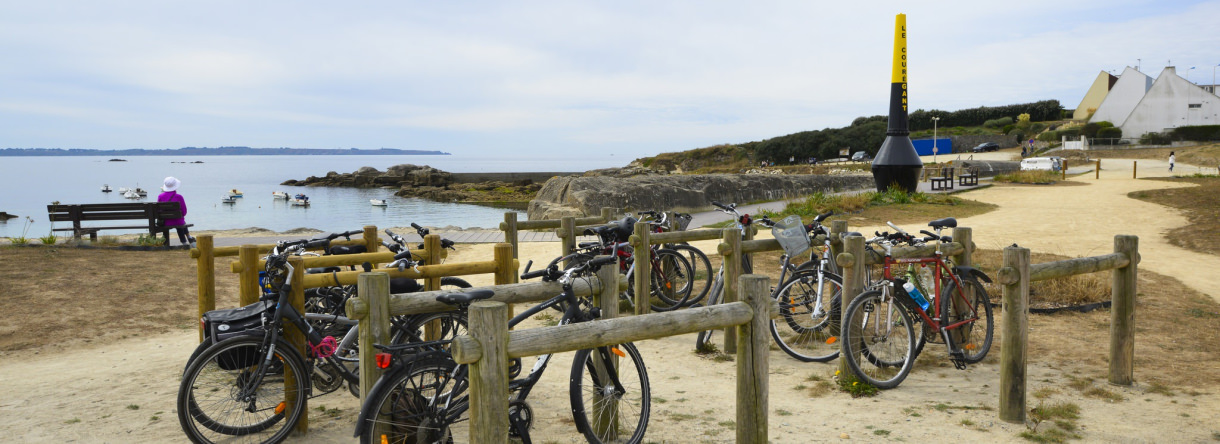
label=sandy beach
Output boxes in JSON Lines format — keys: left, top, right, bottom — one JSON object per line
{"left": 1, "top": 155, "right": 1218, "bottom": 443}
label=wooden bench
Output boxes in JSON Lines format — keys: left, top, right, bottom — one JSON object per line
{"left": 929, "top": 167, "right": 955, "bottom": 191}
{"left": 47, "top": 202, "right": 193, "bottom": 244}
{"left": 958, "top": 167, "right": 979, "bottom": 186}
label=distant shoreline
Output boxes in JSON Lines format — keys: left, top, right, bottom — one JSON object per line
{"left": 0, "top": 147, "right": 449, "bottom": 156}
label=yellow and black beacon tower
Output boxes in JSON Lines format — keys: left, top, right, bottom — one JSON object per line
{"left": 871, "top": 13, "right": 923, "bottom": 193}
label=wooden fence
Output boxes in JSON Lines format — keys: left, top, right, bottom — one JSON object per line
{"left": 994, "top": 235, "right": 1139, "bottom": 423}
{"left": 499, "top": 207, "right": 616, "bottom": 259}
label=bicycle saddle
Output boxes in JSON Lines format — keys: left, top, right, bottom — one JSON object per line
{"left": 435, "top": 289, "right": 495, "bottom": 306}
{"left": 928, "top": 217, "right": 957, "bottom": 229}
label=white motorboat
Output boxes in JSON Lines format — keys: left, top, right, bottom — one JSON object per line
{"left": 118, "top": 187, "right": 129, "bottom": 193}
{"left": 134, "top": 187, "right": 148, "bottom": 197}
{"left": 227, "top": 189, "right": 244, "bottom": 198}
{"left": 272, "top": 191, "right": 289, "bottom": 200}
{"left": 124, "top": 190, "right": 141, "bottom": 199}
{"left": 370, "top": 199, "right": 387, "bottom": 206}
{"left": 101, "top": 184, "right": 112, "bottom": 192}
{"left": 221, "top": 195, "right": 237, "bottom": 204}
{"left": 290, "top": 194, "right": 310, "bottom": 206}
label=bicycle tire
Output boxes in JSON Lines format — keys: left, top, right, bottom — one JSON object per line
{"left": 841, "top": 289, "right": 916, "bottom": 389}
{"left": 940, "top": 278, "right": 994, "bottom": 363}
{"left": 769, "top": 269, "right": 843, "bottom": 362}
{"left": 570, "top": 343, "right": 651, "bottom": 444}
{"left": 647, "top": 249, "right": 694, "bottom": 312}
{"left": 694, "top": 278, "right": 722, "bottom": 352}
{"left": 177, "top": 336, "right": 308, "bottom": 443}
{"left": 357, "top": 356, "right": 463, "bottom": 444}
{"left": 665, "top": 244, "right": 712, "bottom": 306}
{"left": 391, "top": 311, "right": 470, "bottom": 345}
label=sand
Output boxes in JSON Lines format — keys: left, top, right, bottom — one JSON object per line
{"left": 1, "top": 156, "right": 1218, "bottom": 443}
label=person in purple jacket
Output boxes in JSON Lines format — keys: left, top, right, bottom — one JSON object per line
{"left": 157, "top": 176, "right": 194, "bottom": 248}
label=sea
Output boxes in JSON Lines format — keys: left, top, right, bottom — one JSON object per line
{"left": 0, "top": 154, "right": 623, "bottom": 238}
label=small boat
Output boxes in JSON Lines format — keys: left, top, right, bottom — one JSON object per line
{"left": 101, "top": 184, "right": 112, "bottom": 192}
{"left": 135, "top": 188, "right": 148, "bottom": 197}
{"left": 221, "top": 195, "right": 237, "bottom": 204}
{"left": 124, "top": 190, "right": 141, "bottom": 199}
{"left": 370, "top": 199, "right": 387, "bottom": 206}
{"left": 228, "top": 189, "right": 244, "bottom": 198}
{"left": 118, "top": 187, "right": 129, "bottom": 193}
{"left": 290, "top": 194, "right": 310, "bottom": 207}
{"left": 272, "top": 191, "right": 289, "bottom": 200}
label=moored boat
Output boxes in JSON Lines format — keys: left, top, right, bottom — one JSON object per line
{"left": 221, "top": 195, "right": 237, "bottom": 204}
{"left": 290, "top": 194, "right": 310, "bottom": 206}
{"left": 227, "top": 189, "right": 244, "bottom": 198}
{"left": 370, "top": 199, "right": 387, "bottom": 206}
{"left": 101, "top": 184, "right": 112, "bottom": 192}
{"left": 272, "top": 191, "right": 289, "bottom": 200}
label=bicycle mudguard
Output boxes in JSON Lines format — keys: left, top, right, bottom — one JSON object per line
{"left": 953, "top": 266, "right": 992, "bottom": 284}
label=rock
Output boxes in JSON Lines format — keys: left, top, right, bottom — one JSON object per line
{"left": 527, "top": 173, "right": 873, "bottom": 219}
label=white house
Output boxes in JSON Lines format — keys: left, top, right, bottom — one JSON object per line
{"left": 1114, "top": 66, "right": 1220, "bottom": 137}
{"left": 1087, "top": 66, "right": 1152, "bottom": 126}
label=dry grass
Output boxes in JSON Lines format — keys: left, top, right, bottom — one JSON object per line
{"left": 1055, "top": 143, "right": 1220, "bottom": 170}
{"left": 993, "top": 170, "right": 1065, "bottom": 185}
{"left": 1128, "top": 176, "right": 1220, "bottom": 257}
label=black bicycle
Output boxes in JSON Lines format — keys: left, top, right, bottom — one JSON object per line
{"left": 355, "top": 254, "right": 651, "bottom": 444}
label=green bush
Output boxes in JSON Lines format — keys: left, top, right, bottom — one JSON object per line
{"left": 1140, "top": 132, "right": 1173, "bottom": 145}
{"left": 1096, "top": 127, "right": 1122, "bottom": 139}
{"left": 984, "top": 117, "right": 1014, "bottom": 128}
{"left": 1001, "top": 124, "right": 1016, "bottom": 135}
{"left": 1037, "top": 131, "right": 1059, "bottom": 142}
{"left": 1170, "top": 125, "right": 1220, "bottom": 141}
{"left": 1058, "top": 127, "right": 1081, "bottom": 139}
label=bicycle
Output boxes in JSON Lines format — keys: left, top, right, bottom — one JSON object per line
{"left": 766, "top": 211, "right": 847, "bottom": 363}
{"left": 694, "top": 201, "right": 756, "bottom": 351}
{"left": 839, "top": 218, "right": 995, "bottom": 389}
{"left": 636, "top": 210, "right": 712, "bottom": 307}
{"left": 355, "top": 253, "right": 651, "bottom": 444}
{"left": 577, "top": 216, "right": 695, "bottom": 312}
{"left": 178, "top": 238, "right": 371, "bottom": 443}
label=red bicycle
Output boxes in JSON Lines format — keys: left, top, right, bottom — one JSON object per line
{"left": 840, "top": 218, "right": 994, "bottom": 389}
{"left": 576, "top": 215, "right": 695, "bottom": 311}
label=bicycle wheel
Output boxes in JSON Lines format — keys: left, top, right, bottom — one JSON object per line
{"left": 770, "top": 269, "right": 843, "bottom": 362}
{"left": 439, "top": 276, "right": 472, "bottom": 291}
{"left": 841, "top": 289, "right": 916, "bottom": 389}
{"left": 648, "top": 249, "right": 693, "bottom": 312}
{"left": 940, "top": 278, "right": 995, "bottom": 363}
{"left": 666, "top": 244, "right": 712, "bottom": 306}
{"left": 358, "top": 356, "right": 464, "bottom": 444}
{"left": 177, "top": 336, "right": 308, "bottom": 443}
{"left": 694, "top": 277, "right": 723, "bottom": 352}
{"left": 570, "top": 343, "right": 650, "bottom": 444}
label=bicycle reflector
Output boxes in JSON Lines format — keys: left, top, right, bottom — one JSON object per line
{"left": 275, "top": 402, "right": 286, "bottom": 415}
{"left": 610, "top": 346, "right": 626, "bottom": 358}
{"left": 376, "top": 353, "right": 392, "bottom": 369}
{"left": 826, "top": 336, "right": 838, "bottom": 345}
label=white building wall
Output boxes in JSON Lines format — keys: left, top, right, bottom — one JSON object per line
{"left": 1089, "top": 66, "right": 1152, "bottom": 126}
{"left": 1122, "top": 66, "right": 1220, "bottom": 137}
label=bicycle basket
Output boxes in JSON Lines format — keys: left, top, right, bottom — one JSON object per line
{"left": 669, "top": 212, "right": 692, "bottom": 231}
{"left": 771, "top": 214, "right": 811, "bottom": 257}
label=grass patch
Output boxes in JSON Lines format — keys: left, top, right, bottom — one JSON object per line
{"left": 873, "top": 429, "right": 891, "bottom": 436}
{"left": 64, "top": 418, "right": 80, "bottom": 424}
{"left": 1083, "top": 386, "right": 1125, "bottom": 402}
{"left": 836, "top": 371, "right": 879, "bottom": 398}
{"left": 765, "top": 187, "right": 996, "bottom": 228}
{"left": 1020, "top": 401, "right": 1082, "bottom": 443}
{"left": 1128, "top": 176, "right": 1220, "bottom": 257}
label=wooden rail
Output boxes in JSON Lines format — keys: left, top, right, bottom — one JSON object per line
{"left": 500, "top": 208, "right": 615, "bottom": 259}
{"left": 448, "top": 274, "right": 775, "bottom": 443}
{"left": 994, "top": 235, "right": 1139, "bottom": 423}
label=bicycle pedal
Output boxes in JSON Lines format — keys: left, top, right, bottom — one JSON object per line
{"left": 948, "top": 350, "right": 968, "bottom": 370}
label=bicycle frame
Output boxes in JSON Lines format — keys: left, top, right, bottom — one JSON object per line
{"left": 880, "top": 251, "right": 978, "bottom": 341}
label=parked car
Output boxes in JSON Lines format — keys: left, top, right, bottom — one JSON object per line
{"left": 1020, "top": 156, "right": 1063, "bottom": 171}
{"left": 972, "top": 142, "right": 1000, "bottom": 153}
{"left": 851, "top": 151, "right": 871, "bottom": 162}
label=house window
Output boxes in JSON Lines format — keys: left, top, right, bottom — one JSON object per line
{"left": 1188, "top": 104, "right": 1202, "bottom": 108}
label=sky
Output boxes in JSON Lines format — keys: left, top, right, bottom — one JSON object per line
{"left": 2, "top": 1, "right": 1218, "bottom": 160}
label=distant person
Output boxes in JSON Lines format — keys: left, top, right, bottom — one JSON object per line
{"left": 1169, "top": 151, "right": 1175, "bottom": 172}
{"left": 789, "top": 155, "right": 795, "bottom": 164}
{"left": 157, "top": 176, "right": 194, "bottom": 248}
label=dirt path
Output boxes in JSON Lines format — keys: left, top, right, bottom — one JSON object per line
{"left": 3, "top": 156, "right": 1219, "bottom": 443}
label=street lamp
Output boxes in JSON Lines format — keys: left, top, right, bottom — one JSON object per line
{"left": 931, "top": 116, "right": 940, "bottom": 164}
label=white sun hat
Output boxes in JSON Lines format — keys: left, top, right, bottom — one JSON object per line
{"left": 162, "top": 176, "right": 181, "bottom": 192}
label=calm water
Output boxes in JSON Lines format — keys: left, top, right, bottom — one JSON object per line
{"left": 0, "top": 154, "right": 622, "bottom": 238}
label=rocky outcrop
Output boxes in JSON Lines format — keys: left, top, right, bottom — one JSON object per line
{"left": 283, "top": 164, "right": 453, "bottom": 188}
{"left": 527, "top": 173, "right": 874, "bottom": 219}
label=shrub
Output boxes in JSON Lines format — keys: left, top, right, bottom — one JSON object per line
{"left": 1096, "top": 127, "right": 1122, "bottom": 139}
{"left": 1037, "top": 131, "right": 1059, "bottom": 142}
{"left": 1170, "top": 125, "right": 1220, "bottom": 142}
{"left": 1058, "top": 127, "right": 1082, "bottom": 139}
{"left": 1002, "top": 124, "right": 1016, "bottom": 134}
{"left": 1140, "top": 132, "right": 1172, "bottom": 145}
{"left": 984, "top": 117, "right": 1014, "bottom": 128}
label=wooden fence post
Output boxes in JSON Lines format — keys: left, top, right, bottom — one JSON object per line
{"left": 999, "top": 245, "right": 1030, "bottom": 423}
{"left": 722, "top": 228, "right": 742, "bottom": 354}
{"left": 468, "top": 301, "right": 510, "bottom": 444}
{"left": 363, "top": 225, "right": 379, "bottom": 252}
{"left": 829, "top": 220, "right": 848, "bottom": 274}
{"left": 597, "top": 255, "right": 620, "bottom": 320}
{"left": 1096, "top": 159, "right": 1101, "bottom": 179}
{"left": 424, "top": 234, "right": 442, "bottom": 291}
{"left": 1062, "top": 159, "right": 1067, "bottom": 180}
{"left": 357, "top": 272, "right": 391, "bottom": 402}
{"left": 238, "top": 244, "right": 260, "bottom": 306}
{"left": 601, "top": 207, "right": 614, "bottom": 222}
{"left": 561, "top": 216, "right": 576, "bottom": 267}
{"left": 493, "top": 243, "right": 515, "bottom": 285}
{"left": 837, "top": 234, "right": 865, "bottom": 375}
{"left": 1110, "top": 235, "right": 1138, "bottom": 386}
{"left": 502, "top": 212, "right": 519, "bottom": 259}
{"left": 196, "top": 234, "right": 215, "bottom": 342}
{"left": 952, "top": 227, "right": 973, "bottom": 268}
{"left": 633, "top": 221, "right": 652, "bottom": 315}
{"left": 286, "top": 256, "right": 309, "bottom": 434}
{"left": 737, "top": 274, "right": 770, "bottom": 444}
